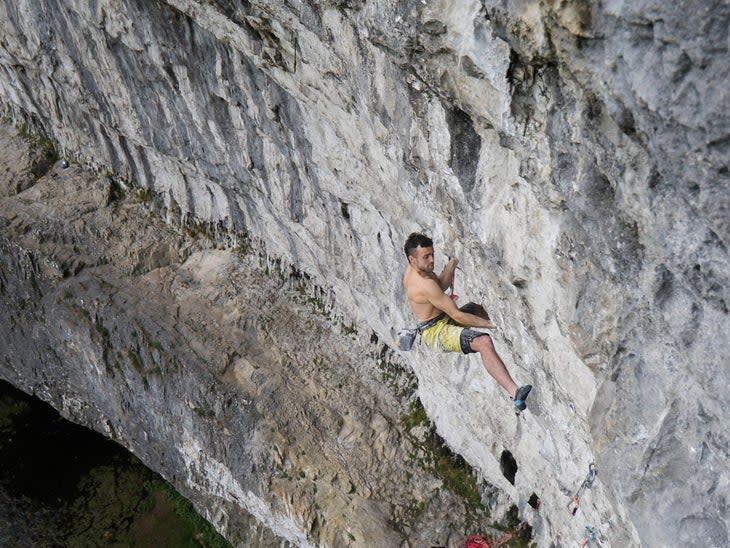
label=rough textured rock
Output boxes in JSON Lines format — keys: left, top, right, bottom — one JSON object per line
{"left": 0, "top": 0, "right": 728, "bottom": 546}
{"left": 0, "top": 133, "right": 512, "bottom": 546}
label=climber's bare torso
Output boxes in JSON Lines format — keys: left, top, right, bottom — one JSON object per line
{"left": 403, "top": 247, "right": 445, "bottom": 322}
{"left": 403, "top": 245, "right": 494, "bottom": 328}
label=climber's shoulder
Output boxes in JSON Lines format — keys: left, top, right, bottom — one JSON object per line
{"left": 403, "top": 266, "right": 440, "bottom": 300}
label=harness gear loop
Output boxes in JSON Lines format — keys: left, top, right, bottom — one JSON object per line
{"left": 568, "top": 462, "right": 597, "bottom": 515}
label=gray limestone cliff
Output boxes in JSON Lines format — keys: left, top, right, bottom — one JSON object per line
{"left": 1, "top": 0, "right": 729, "bottom": 546}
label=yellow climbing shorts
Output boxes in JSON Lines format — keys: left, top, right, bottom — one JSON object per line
{"left": 420, "top": 315, "right": 486, "bottom": 354}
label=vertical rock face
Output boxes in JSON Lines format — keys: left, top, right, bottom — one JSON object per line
{"left": 0, "top": 1, "right": 728, "bottom": 546}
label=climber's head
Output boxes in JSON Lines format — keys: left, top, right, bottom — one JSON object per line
{"left": 404, "top": 232, "right": 435, "bottom": 273}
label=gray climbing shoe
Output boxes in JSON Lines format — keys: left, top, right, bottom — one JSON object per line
{"left": 514, "top": 385, "right": 532, "bottom": 412}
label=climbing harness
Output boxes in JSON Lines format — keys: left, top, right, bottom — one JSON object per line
{"left": 396, "top": 312, "right": 446, "bottom": 351}
{"left": 580, "top": 525, "right": 598, "bottom": 547}
{"left": 568, "top": 463, "right": 597, "bottom": 515}
{"left": 463, "top": 522, "right": 528, "bottom": 548}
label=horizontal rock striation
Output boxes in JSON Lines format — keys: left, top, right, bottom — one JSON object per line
{"left": 1, "top": 0, "right": 728, "bottom": 546}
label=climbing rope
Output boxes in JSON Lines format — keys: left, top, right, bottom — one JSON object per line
{"left": 568, "top": 463, "right": 597, "bottom": 515}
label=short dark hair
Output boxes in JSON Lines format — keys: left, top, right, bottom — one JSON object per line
{"left": 404, "top": 232, "right": 433, "bottom": 258}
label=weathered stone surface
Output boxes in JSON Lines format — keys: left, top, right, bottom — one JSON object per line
{"left": 0, "top": 0, "right": 728, "bottom": 546}
{"left": 0, "top": 141, "right": 510, "bottom": 546}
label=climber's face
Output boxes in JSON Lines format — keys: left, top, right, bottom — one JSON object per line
{"left": 409, "top": 245, "right": 435, "bottom": 274}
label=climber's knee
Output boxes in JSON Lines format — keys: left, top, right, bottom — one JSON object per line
{"left": 462, "top": 330, "right": 493, "bottom": 354}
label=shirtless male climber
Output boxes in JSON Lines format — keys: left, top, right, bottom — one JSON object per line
{"left": 402, "top": 232, "right": 532, "bottom": 412}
